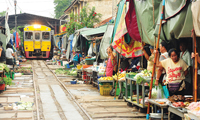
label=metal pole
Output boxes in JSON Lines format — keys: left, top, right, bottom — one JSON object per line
{"left": 14, "top": 0, "right": 17, "bottom": 32}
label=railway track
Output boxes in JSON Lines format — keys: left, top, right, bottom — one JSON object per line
{"left": 33, "top": 60, "right": 89, "bottom": 120}
{"left": 33, "top": 60, "right": 146, "bottom": 120}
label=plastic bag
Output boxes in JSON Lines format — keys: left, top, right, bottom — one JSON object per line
{"left": 162, "top": 85, "right": 170, "bottom": 98}
{"left": 157, "top": 86, "right": 162, "bottom": 99}
{"left": 151, "top": 86, "right": 165, "bottom": 99}
{"left": 151, "top": 87, "right": 157, "bottom": 99}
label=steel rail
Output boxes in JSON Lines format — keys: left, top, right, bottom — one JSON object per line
{"left": 32, "top": 61, "right": 40, "bottom": 120}
{"left": 45, "top": 61, "right": 92, "bottom": 120}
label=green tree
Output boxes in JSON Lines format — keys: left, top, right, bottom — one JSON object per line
{"left": 0, "top": 11, "right": 6, "bottom": 17}
{"left": 65, "top": 6, "right": 102, "bottom": 36}
{"left": 54, "top": 0, "right": 72, "bottom": 19}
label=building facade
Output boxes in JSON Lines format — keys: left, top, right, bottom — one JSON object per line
{"left": 60, "top": 0, "right": 113, "bottom": 25}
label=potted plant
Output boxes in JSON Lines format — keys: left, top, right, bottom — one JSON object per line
{"left": 3, "top": 77, "right": 12, "bottom": 86}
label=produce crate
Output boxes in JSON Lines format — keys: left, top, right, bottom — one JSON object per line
{"left": 85, "top": 58, "right": 95, "bottom": 65}
{"left": 99, "top": 84, "right": 112, "bottom": 96}
{"left": 99, "top": 82, "right": 113, "bottom": 85}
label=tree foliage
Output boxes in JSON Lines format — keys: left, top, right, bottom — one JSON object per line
{"left": 0, "top": 11, "right": 6, "bottom": 17}
{"left": 54, "top": 0, "right": 72, "bottom": 19}
{"left": 65, "top": 7, "right": 102, "bottom": 36}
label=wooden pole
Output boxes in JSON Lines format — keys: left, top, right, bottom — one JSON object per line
{"left": 146, "top": 0, "right": 165, "bottom": 119}
{"left": 193, "top": 30, "right": 198, "bottom": 102}
{"left": 114, "top": 37, "right": 123, "bottom": 99}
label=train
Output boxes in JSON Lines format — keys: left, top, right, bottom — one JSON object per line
{"left": 23, "top": 25, "right": 54, "bottom": 59}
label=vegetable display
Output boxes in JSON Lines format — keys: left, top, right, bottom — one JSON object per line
{"left": 134, "top": 69, "right": 151, "bottom": 84}
{"left": 16, "top": 67, "right": 32, "bottom": 75}
{"left": 55, "top": 68, "right": 69, "bottom": 75}
{"left": 14, "top": 101, "right": 34, "bottom": 110}
{"left": 0, "top": 64, "right": 10, "bottom": 72}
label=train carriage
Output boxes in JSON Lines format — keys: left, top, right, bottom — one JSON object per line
{"left": 24, "top": 25, "right": 53, "bottom": 59}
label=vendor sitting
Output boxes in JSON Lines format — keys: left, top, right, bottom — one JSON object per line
{"left": 81, "top": 52, "right": 85, "bottom": 61}
{"left": 127, "top": 57, "right": 140, "bottom": 72}
{"left": 120, "top": 57, "right": 130, "bottom": 72}
{"left": 72, "top": 51, "right": 82, "bottom": 67}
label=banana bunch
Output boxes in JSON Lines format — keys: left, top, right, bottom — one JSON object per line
{"left": 113, "top": 73, "right": 126, "bottom": 80}
{"left": 98, "top": 77, "right": 113, "bottom": 80}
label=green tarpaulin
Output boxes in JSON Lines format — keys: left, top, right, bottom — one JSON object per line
{"left": 80, "top": 25, "right": 107, "bottom": 38}
{"left": 134, "top": 0, "right": 193, "bottom": 45}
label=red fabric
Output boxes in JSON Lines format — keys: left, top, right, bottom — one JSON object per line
{"left": 125, "top": 0, "right": 141, "bottom": 42}
{"left": 121, "top": 67, "right": 128, "bottom": 73}
{"left": 136, "top": 66, "right": 140, "bottom": 70}
{"left": 16, "top": 32, "right": 19, "bottom": 48}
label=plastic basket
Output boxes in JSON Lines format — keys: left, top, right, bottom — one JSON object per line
{"left": 99, "top": 82, "right": 113, "bottom": 85}
{"left": 85, "top": 58, "right": 95, "bottom": 65}
{"left": 82, "top": 75, "right": 86, "bottom": 80}
{"left": 99, "top": 84, "right": 112, "bottom": 96}
{"left": 77, "top": 65, "right": 82, "bottom": 70}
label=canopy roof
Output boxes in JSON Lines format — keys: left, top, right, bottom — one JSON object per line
{"left": 0, "top": 13, "right": 60, "bottom": 33}
{"left": 80, "top": 25, "right": 107, "bottom": 38}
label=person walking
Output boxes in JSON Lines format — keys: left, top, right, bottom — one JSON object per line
{"left": 6, "top": 44, "right": 14, "bottom": 65}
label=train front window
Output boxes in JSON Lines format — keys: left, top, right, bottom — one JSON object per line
{"left": 35, "top": 32, "right": 40, "bottom": 40}
{"left": 25, "top": 32, "right": 33, "bottom": 40}
{"left": 42, "top": 32, "right": 50, "bottom": 40}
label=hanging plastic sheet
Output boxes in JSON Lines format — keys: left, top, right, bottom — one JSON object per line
{"left": 191, "top": 0, "right": 200, "bottom": 37}
{"left": 100, "top": 24, "right": 114, "bottom": 59}
{"left": 134, "top": 0, "right": 193, "bottom": 45}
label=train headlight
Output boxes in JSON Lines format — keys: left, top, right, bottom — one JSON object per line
{"left": 26, "top": 47, "right": 28, "bottom": 49}
{"left": 34, "top": 24, "right": 41, "bottom": 28}
{"left": 47, "top": 47, "right": 49, "bottom": 49}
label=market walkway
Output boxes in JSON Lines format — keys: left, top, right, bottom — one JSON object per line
{"left": 48, "top": 63, "right": 147, "bottom": 119}
{"left": 0, "top": 63, "right": 35, "bottom": 119}
{"left": 33, "top": 60, "right": 85, "bottom": 120}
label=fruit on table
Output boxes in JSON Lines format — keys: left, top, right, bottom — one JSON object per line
{"left": 98, "top": 77, "right": 113, "bottom": 80}
{"left": 113, "top": 73, "right": 126, "bottom": 79}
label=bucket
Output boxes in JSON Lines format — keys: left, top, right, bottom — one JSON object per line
{"left": 0, "top": 84, "right": 5, "bottom": 90}
{"left": 5, "top": 73, "right": 10, "bottom": 78}
{"left": 60, "top": 60, "right": 63, "bottom": 66}
{"left": 11, "top": 72, "right": 15, "bottom": 80}
{"left": 65, "top": 64, "right": 70, "bottom": 68}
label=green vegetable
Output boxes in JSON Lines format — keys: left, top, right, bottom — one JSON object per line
{"left": 136, "top": 76, "right": 146, "bottom": 84}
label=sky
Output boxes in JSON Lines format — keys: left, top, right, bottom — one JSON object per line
{"left": 0, "top": 0, "right": 55, "bottom": 18}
